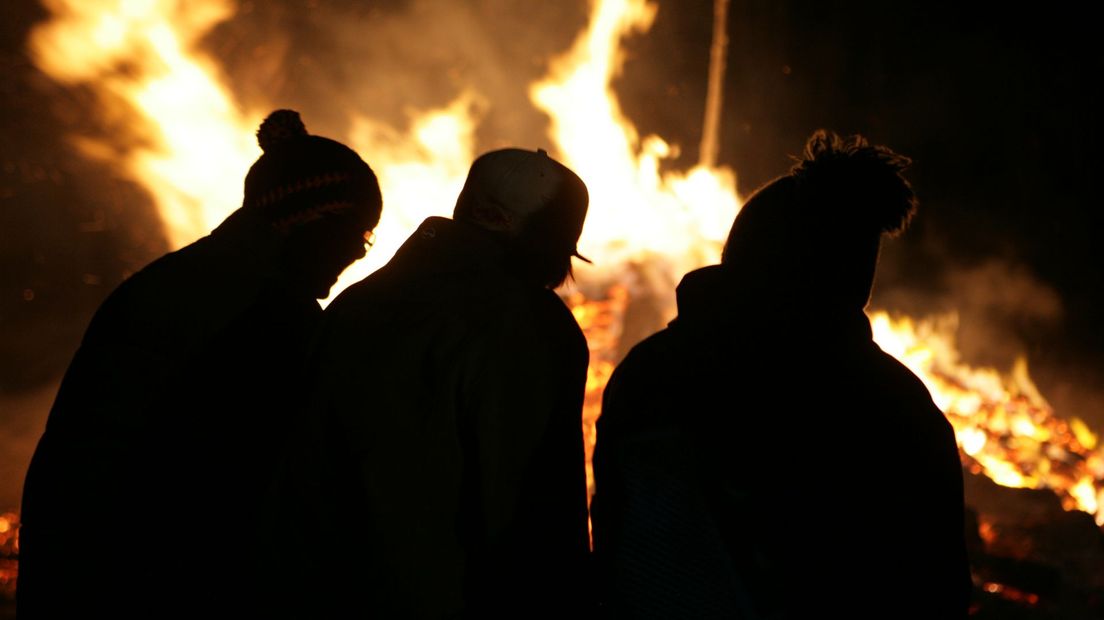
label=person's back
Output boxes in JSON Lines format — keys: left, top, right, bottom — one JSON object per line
{"left": 294, "top": 149, "right": 592, "bottom": 618}
{"left": 18, "top": 110, "right": 382, "bottom": 618}
{"left": 592, "top": 131, "right": 971, "bottom": 619}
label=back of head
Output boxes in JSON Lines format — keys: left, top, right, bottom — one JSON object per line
{"left": 722, "top": 130, "right": 917, "bottom": 309}
{"left": 454, "top": 148, "right": 589, "bottom": 289}
{"left": 238, "top": 110, "right": 383, "bottom": 298}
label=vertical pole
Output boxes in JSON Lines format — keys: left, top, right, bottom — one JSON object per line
{"left": 699, "top": 0, "right": 730, "bottom": 169}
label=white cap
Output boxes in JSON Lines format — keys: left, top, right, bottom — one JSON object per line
{"left": 455, "top": 148, "right": 590, "bottom": 262}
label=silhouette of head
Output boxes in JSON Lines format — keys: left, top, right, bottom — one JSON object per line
{"left": 242, "top": 109, "right": 383, "bottom": 298}
{"left": 722, "top": 130, "right": 916, "bottom": 310}
{"left": 453, "top": 148, "right": 589, "bottom": 289}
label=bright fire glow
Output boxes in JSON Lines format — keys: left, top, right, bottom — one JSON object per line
{"left": 28, "top": 0, "right": 1104, "bottom": 529}
{"left": 31, "top": 0, "right": 260, "bottom": 247}
{"left": 872, "top": 313, "right": 1104, "bottom": 522}
{"left": 532, "top": 0, "right": 739, "bottom": 277}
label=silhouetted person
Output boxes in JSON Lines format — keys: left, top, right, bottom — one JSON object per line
{"left": 292, "top": 148, "right": 592, "bottom": 618}
{"left": 591, "top": 131, "right": 971, "bottom": 619}
{"left": 18, "top": 110, "right": 382, "bottom": 618}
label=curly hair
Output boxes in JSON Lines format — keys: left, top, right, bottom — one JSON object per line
{"left": 789, "top": 130, "right": 917, "bottom": 236}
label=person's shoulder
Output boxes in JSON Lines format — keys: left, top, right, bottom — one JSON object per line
{"left": 502, "top": 287, "right": 587, "bottom": 359}
{"left": 870, "top": 346, "right": 933, "bottom": 399}
{"left": 617, "top": 326, "right": 681, "bottom": 378}
{"left": 82, "top": 242, "right": 198, "bottom": 328}
{"left": 536, "top": 288, "right": 583, "bottom": 329}
{"left": 109, "top": 232, "right": 244, "bottom": 301}
{"left": 479, "top": 280, "right": 575, "bottom": 331}
{"left": 869, "top": 344, "right": 954, "bottom": 431}
{"left": 602, "top": 327, "right": 681, "bottom": 413}
{"left": 595, "top": 327, "right": 687, "bottom": 460}
{"left": 323, "top": 274, "right": 375, "bottom": 318}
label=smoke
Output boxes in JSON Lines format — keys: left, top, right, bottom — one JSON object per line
{"left": 873, "top": 253, "right": 1104, "bottom": 430}
{"left": 875, "top": 257, "right": 1063, "bottom": 367}
{"left": 941, "top": 261, "right": 1060, "bottom": 369}
{"left": 207, "top": 0, "right": 590, "bottom": 154}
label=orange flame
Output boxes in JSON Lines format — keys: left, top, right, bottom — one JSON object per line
{"left": 31, "top": 0, "right": 260, "bottom": 246}
{"left": 533, "top": 0, "right": 739, "bottom": 277}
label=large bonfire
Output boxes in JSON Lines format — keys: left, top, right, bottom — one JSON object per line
{"left": 26, "top": 0, "right": 1104, "bottom": 528}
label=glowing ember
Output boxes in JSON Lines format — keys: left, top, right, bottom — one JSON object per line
{"left": 982, "top": 582, "right": 1040, "bottom": 606}
{"left": 27, "top": 0, "right": 1104, "bottom": 533}
{"left": 0, "top": 512, "right": 18, "bottom": 599}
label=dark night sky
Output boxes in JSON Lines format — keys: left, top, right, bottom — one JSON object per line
{"left": 2, "top": 0, "right": 1102, "bottom": 508}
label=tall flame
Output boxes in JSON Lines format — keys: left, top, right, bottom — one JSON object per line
{"left": 31, "top": 0, "right": 259, "bottom": 247}
{"left": 27, "top": 0, "right": 1104, "bottom": 527}
{"left": 532, "top": 0, "right": 739, "bottom": 278}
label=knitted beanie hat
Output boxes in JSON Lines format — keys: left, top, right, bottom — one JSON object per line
{"left": 242, "top": 110, "right": 382, "bottom": 232}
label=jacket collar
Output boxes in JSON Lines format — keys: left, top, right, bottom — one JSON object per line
{"left": 673, "top": 264, "right": 873, "bottom": 345}
{"left": 388, "top": 216, "right": 510, "bottom": 275}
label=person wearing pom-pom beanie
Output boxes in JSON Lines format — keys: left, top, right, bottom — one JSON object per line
{"left": 18, "top": 110, "right": 381, "bottom": 618}
{"left": 592, "top": 131, "right": 971, "bottom": 619}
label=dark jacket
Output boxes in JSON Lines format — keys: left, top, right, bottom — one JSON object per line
{"left": 592, "top": 265, "right": 971, "bottom": 619}
{"left": 291, "top": 216, "right": 591, "bottom": 618}
{"left": 18, "top": 213, "right": 322, "bottom": 618}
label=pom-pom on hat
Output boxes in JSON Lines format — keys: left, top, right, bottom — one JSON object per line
{"left": 243, "top": 109, "right": 381, "bottom": 232}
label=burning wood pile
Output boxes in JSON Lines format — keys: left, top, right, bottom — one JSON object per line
{"left": 966, "top": 473, "right": 1104, "bottom": 618}
{"left": 0, "top": 513, "right": 18, "bottom": 618}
